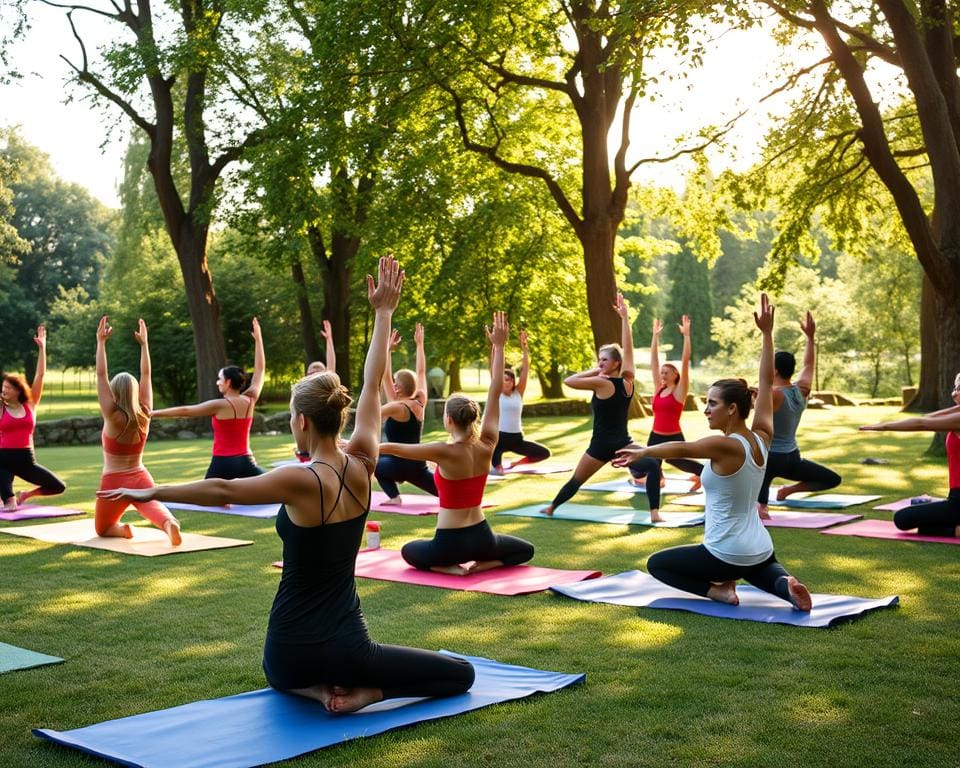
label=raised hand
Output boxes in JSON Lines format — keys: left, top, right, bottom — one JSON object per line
{"left": 134, "top": 318, "right": 149, "bottom": 346}
{"left": 613, "top": 292, "right": 630, "bottom": 320}
{"left": 367, "top": 255, "right": 404, "bottom": 312}
{"left": 519, "top": 329, "right": 529, "bottom": 353}
{"left": 414, "top": 322, "right": 424, "bottom": 347}
{"left": 678, "top": 314, "right": 691, "bottom": 337}
{"left": 753, "top": 293, "right": 775, "bottom": 334}
{"left": 652, "top": 318, "right": 663, "bottom": 337}
{"left": 487, "top": 311, "right": 509, "bottom": 348}
{"left": 800, "top": 311, "right": 815, "bottom": 338}
{"left": 34, "top": 325, "right": 47, "bottom": 349}
{"left": 388, "top": 328, "right": 402, "bottom": 352}
{"left": 97, "top": 315, "right": 114, "bottom": 344}
{"left": 251, "top": 316, "right": 262, "bottom": 342}
{"left": 321, "top": 319, "right": 333, "bottom": 343}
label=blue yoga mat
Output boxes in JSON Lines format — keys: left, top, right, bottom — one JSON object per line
{"left": 498, "top": 503, "right": 704, "bottom": 528}
{"left": 550, "top": 570, "right": 898, "bottom": 628}
{"left": 0, "top": 641, "right": 63, "bottom": 674}
{"left": 35, "top": 652, "right": 585, "bottom": 768}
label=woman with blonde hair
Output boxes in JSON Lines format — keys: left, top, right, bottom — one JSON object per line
{"left": 94, "top": 316, "right": 181, "bottom": 545}
{"left": 98, "top": 257, "right": 474, "bottom": 714}
{"left": 0, "top": 326, "right": 66, "bottom": 510}
{"left": 379, "top": 312, "right": 534, "bottom": 575}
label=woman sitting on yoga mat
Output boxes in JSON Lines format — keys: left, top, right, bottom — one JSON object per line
{"left": 756, "top": 311, "right": 840, "bottom": 519}
{"left": 0, "top": 325, "right": 67, "bottom": 511}
{"left": 151, "top": 318, "right": 265, "bottom": 480}
{"left": 861, "top": 371, "right": 960, "bottom": 537}
{"left": 98, "top": 257, "right": 475, "bottom": 713}
{"left": 379, "top": 312, "right": 534, "bottom": 575}
{"left": 95, "top": 316, "right": 181, "bottom": 545}
{"left": 374, "top": 321, "right": 437, "bottom": 505}
{"left": 541, "top": 294, "right": 667, "bottom": 521}
{"left": 639, "top": 314, "right": 702, "bottom": 490}
{"left": 491, "top": 329, "right": 551, "bottom": 475}
{"left": 612, "top": 294, "right": 813, "bottom": 611}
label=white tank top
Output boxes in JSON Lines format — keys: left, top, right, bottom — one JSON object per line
{"left": 498, "top": 392, "right": 523, "bottom": 433}
{"left": 702, "top": 431, "right": 774, "bottom": 566}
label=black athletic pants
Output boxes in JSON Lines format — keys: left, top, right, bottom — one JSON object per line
{"left": 375, "top": 456, "right": 438, "bottom": 499}
{"left": 205, "top": 454, "right": 264, "bottom": 480}
{"left": 402, "top": 519, "right": 534, "bottom": 570}
{"left": 492, "top": 431, "right": 550, "bottom": 468}
{"left": 893, "top": 489, "right": 960, "bottom": 537}
{"left": 757, "top": 449, "right": 841, "bottom": 504}
{"left": 0, "top": 448, "right": 66, "bottom": 501}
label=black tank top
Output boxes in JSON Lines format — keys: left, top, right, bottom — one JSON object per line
{"left": 384, "top": 402, "right": 422, "bottom": 444}
{"left": 266, "top": 457, "right": 371, "bottom": 645}
{"left": 591, "top": 377, "right": 632, "bottom": 443}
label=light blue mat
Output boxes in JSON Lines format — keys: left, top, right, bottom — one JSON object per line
{"left": 581, "top": 476, "right": 696, "bottom": 496}
{"left": 0, "top": 641, "right": 63, "bottom": 673}
{"left": 164, "top": 502, "right": 280, "bottom": 519}
{"left": 35, "top": 652, "right": 585, "bottom": 768}
{"left": 672, "top": 491, "right": 880, "bottom": 510}
{"left": 550, "top": 570, "right": 898, "bottom": 628}
{"left": 498, "top": 503, "right": 704, "bottom": 528}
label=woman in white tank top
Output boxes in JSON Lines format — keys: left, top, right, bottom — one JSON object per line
{"left": 613, "top": 294, "right": 812, "bottom": 611}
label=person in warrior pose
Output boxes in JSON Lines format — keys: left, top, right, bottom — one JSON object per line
{"left": 379, "top": 313, "right": 535, "bottom": 575}
{"left": 98, "top": 257, "right": 474, "bottom": 713}
{"left": 151, "top": 319, "right": 266, "bottom": 479}
{"left": 0, "top": 326, "right": 66, "bottom": 510}
{"left": 613, "top": 295, "right": 813, "bottom": 611}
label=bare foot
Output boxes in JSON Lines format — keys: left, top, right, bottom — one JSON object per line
{"left": 757, "top": 503, "right": 771, "bottom": 520}
{"left": 432, "top": 564, "right": 471, "bottom": 576}
{"left": 706, "top": 581, "right": 739, "bottom": 605}
{"left": 2, "top": 496, "right": 16, "bottom": 512}
{"left": 164, "top": 519, "right": 182, "bottom": 546}
{"left": 649, "top": 509, "right": 664, "bottom": 524}
{"left": 380, "top": 495, "right": 403, "bottom": 506}
{"left": 776, "top": 484, "right": 800, "bottom": 501}
{"left": 99, "top": 523, "right": 134, "bottom": 539}
{"left": 688, "top": 475, "right": 701, "bottom": 493}
{"left": 16, "top": 490, "right": 29, "bottom": 507}
{"left": 464, "top": 559, "right": 504, "bottom": 574}
{"left": 659, "top": 476, "right": 666, "bottom": 488}
{"left": 786, "top": 576, "right": 812, "bottom": 611}
{"left": 329, "top": 686, "right": 383, "bottom": 713}
{"left": 290, "top": 684, "right": 335, "bottom": 711}
{"left": 489, "top": 466, "right": 504, "bottom": 476}
{"left": 540, "top": 505, "right": 555, "bottom": 517}
{"left": 628, "top": 477, "right": 645, "bottom": 487}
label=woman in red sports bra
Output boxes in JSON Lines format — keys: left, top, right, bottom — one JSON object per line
{"left": 380, "top": 313, "right": 535, "bottom": 575}
{"left": 151, "top": 318, "right": 265, "bottom": 479}
{"left": 94, "top": 316, "right": 181, "bottom": 545}
{"left": 0, "top": 325, "right": 66, "bottom": 510}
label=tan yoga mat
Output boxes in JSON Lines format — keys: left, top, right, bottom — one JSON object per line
{"left": 0, "top": 518, "right": 252, "bottom": 557}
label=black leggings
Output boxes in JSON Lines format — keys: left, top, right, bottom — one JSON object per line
{"left": 263, "top": 633, "right": 475, "bottom": 700}
{"left": 402, "top": 519, "right": 534, "bottom": 570}
{"left": 552, "top": 434, "right": 632, "bottom": 509}
{"left": 492, "top": 431, "right": 550, "bottom": 468}
{"left": 647, "top": 431, "right": 703, "bottom": 476}
{"left": 757, "top": 449, "right": 841, "bottom": 504}
{"left": 205, "top": 454, "right": 264, "bottom": 480}
{"left": 894, "top": 489, "right": 960, "bottom": 537}
{"left": 648, "top": 544, "right": 794, "bottom": 603}
{"left": 375, "top": 456, "right": 438, "bottom": 499}
{"left": 0, "top": 448, "right": 66, "bottom": 501}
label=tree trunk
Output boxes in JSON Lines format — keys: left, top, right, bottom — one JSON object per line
{"left": 174, "top": 225, "right": 227, "bottom": 399}
{"left": 307, "top": 226, "right": 355, "bottom": 390}
{"left": 447, "top": 357, "right": 462, "bottom": 394}
{"left": 290, "top": 257, "right": 321, "bottom": 370}
{"left": 536, "top": 363, "right": 565, "bottom": 398}
{"left": 907, "top": 274, "right": 942, "bottom": 410}
{"left": 925, "top": 287, "right": 960, "bottom": 455}
{"left": 578, "top": 224, "right": 621, "bottom": 348}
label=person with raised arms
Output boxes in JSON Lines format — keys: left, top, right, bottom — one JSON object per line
{"left": 756, "top": 311, "right": 840, "bottom": 518}
{"left": 491, "top": 329, "right": 551, "bottom": 475}
{"left": 98, "top": 257, "right": 474, "bottom": 713}
{"left": 861, "top": 371, "right": 960, "bottom": 537}
{"left": 613, "top": 294, "right": 813, "bottom": 611}
{"left": 374, "top": 322, "right": 437, "bottom": 505}
{"left": 379, "top": 312, "right": 534, "bottom": 575}
{"left": 94, "top": 317, "right": 181, "bottom": 545}
{"left": 0, "top": 326, "right": 66, "bottom": 510}
{"left": 150, "top": 318, "right": 266, "bottom": 480}
{"left": 306, "top": 319, "right": 337, "bottom": 375}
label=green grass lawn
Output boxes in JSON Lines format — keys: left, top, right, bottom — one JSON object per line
{"left": 1, "top": 406, "right": 957, "bottom": 767}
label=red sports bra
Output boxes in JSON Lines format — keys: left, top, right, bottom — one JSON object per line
{"left": 435, "top": 469, "right": 488, "bottom": 509}
{"left": 0, "top": 402, "right": 35, "bottom": 449}
{"left": 212, "top": 396, "right": 253, "bottom": 456}
{"left": 102, "top": 429, "right": 147, "bottom": 457}
{"left": 652, "top": 388, "right": 684, "bottom": 434}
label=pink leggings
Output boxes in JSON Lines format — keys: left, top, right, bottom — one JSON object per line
{"left": 95, "top": 467, "right": 176, "bottom": 535}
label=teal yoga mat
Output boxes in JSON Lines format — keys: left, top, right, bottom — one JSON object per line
{"left": 0, "top": 641, "right": 63, "bottom": 674}
{"left": 672, "top": 491, "right": 880, "bottom": 510}
{"left": 498, "top": 503, "right": 705, "bottom": 528}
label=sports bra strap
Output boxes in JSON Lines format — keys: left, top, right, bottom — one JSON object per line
{"left": 307, "top": 455, "right": 369, "bottom": 524}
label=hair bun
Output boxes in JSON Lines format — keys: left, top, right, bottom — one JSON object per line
{"left": 326, "top": 385, "right": 351, "bottom": 409}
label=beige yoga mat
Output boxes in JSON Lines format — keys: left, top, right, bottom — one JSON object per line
{"left": 0, "top": 518, "right": 252, "bottom": 557}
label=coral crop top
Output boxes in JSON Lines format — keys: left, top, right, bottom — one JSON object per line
{"left": 102, "top": 429, "right": 147, "bottom": 457}
{"left": 651, "top": 388, "right": 684, "bottom": 434}
{"left": 0, "top": 403, "right": 36, "bottom": 449}
{"left": 435, "top": 469, "right": 487, "bottom": 509}
{"left": 212, "top": 397, "right": 253, "bottom": 456}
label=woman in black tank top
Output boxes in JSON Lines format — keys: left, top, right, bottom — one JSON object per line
{"left": 540, "top": 294, "right": 664, "bottom": 517}
{"left": 97, "top": 257, "right": 474, "bottom": 713}
{"left": 375, "top": 322, "right": 438, "bottom": 503}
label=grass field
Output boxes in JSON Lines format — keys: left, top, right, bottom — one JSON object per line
{"left": 1, "top": 405, "right": 957, "bottom": 767}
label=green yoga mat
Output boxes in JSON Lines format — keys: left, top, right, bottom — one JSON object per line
{"left": 0, "top": 642, "right": 63, "bottom": 674}
{"left": 498, "top": 503, "right": 705, "bottom": 528}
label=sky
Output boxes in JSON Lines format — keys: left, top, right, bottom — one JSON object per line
{"left": 0, "top": 5, "right": 807, "bottom": 209}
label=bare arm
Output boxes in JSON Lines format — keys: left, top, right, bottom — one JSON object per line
{"left": 676, "top": 315, "right": 691, "bottom": 403}
{"left": 322, "top": 319, "right": 336, "bottom": 372}
{"left": 480, "top": 312, "right": 508, "bottom": 447}
{"left": 31, "top": 326, "right": 47, "bottom": 406}
{"left": 517, "top": 329, "right": 530, "bottom": 397}
{"left": 861, "top": 412, "right": 960, "bottom": 433}
{"left": 750, "top": 294, "right": 775, "bottom": 445}
{"left": 926, "top": 403, "right": 960, "bottom": 418}
{"left": 245, "top": 317, "right": 265, "bottom": 401}
{"left": 346, "top": 256, "right": 403, "bottom": 465}
{"left": 564, "top": 370, "right": 614, "bottom": 394}
{"left": 151, "top": 400, "right": 224, "bottom": 419}
{"left": 613, "top": 435, "right": 740, "bottom": 465}
{"left": 649, "top": 318, "right": 662, "bottom": 392}
{"left": 616, "top": 293, "right": 635, "bottom": 384}
{"left": 135, "top": 319, "right": 152, "bottom": 411}
{"left": 380, "top": 329, "right": 401, "bottom": 402}
{"left": 414, "top": 322, "right": 427, "bottom": 404}
{"left": 380, "top": 440, "right": 456, "bottom": 463}
{"left": 95, "top": 316, "right": 117, "bottom": 419}
{"left": 795, "top": 311, "right": 815, "bottom": 399}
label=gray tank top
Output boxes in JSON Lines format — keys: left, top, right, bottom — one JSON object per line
{"left": 770, "top": 384, "right": 805, "bottom": 454}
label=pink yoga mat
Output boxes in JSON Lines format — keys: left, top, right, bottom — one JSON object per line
{"left": 762, "top": 511, "right": 862, "bottom": 529}
{"left": 873, "top": 496, "right": 945, "bottom": 512}
{"left": 821, "top": 519, "right": 960, "bottom": 544}
{"left": 353, "top": 548, "right": 601, "bottom": 594}
{"left": 369, "top": 491, "right": 495, "bottom": 516}
{"left": 0, "top": 505, "right": 85, "bottom": 522}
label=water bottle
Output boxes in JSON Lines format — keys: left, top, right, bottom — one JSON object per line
{"left": 365, "top": 521, "right": 381, "bottom": 549}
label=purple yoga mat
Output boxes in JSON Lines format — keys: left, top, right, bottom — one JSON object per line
{"left": 873, "top": 496, "right": 945, "bottom": 512}
{"left": 821, "top": 518, "right": 960, "bottom": 544}
{"left": 761, "top": 511, "right": 862, "bottom": 529}
{"left": 0, "top": 505, "right": 84, "bottom": 522}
